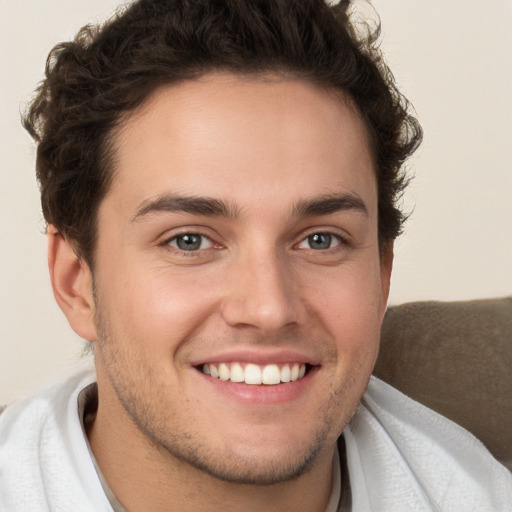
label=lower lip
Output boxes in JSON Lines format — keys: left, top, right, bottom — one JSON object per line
{"left": 195, "top": 367, "right": 318, "bottom": 405}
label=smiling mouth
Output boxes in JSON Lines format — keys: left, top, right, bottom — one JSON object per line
{"left": 199, "top": 362, "right": 311, "bottom": 385}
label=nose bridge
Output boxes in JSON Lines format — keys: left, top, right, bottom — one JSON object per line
{"left": 221, "top": 243, "right": 304, "bottom": 333}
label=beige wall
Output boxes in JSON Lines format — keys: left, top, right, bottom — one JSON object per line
{"left": 1, "top": 0, "right": 511, "bottom": 404}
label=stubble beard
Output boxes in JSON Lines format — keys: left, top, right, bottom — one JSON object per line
{"left": 92, "top": 294, "right": 358, "bottom": 487}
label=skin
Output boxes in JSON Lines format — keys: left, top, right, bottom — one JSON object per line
{"left": 49, "top": 73, "right": 393, "bottom": 512}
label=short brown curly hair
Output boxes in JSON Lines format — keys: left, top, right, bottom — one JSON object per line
{"left": 24, "top": 0, "right": 422, "bottom": 267}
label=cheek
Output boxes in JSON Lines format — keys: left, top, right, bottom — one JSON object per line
{"left": 97, "top": 264, "right": 221, "bottom": 349}
{"left": 306, "top": 261, "right": 384, "bottom": 353}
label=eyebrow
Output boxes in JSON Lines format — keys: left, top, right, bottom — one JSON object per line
{"left": 131, "top": 192, "right": 368, "bottom": 222}
{"left": 292, "top": 193, "right": 368, "bottom": 218}
{"left": 131, "top": 194, "right": 241, "bottom": 221}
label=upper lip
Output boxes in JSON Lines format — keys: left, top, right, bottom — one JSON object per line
{"left": 190, "top": 349, "right": 321, "bottom": 367}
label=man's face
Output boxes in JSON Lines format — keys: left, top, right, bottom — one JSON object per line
{"left": 90, "top": 73, "right": 391, "bottom": 484}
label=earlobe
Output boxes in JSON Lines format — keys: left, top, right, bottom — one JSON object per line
{"left": 47, "top": 226, "right": 97, "bottom": 341}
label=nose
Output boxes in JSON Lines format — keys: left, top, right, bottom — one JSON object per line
{"left": 220, "top": 249, "right": 306, "bottom": 335}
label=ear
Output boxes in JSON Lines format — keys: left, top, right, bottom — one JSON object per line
{"left": 379, "top": 240, "right": 394, "bottom": 319}
{"left": 47, "top": 226, "right": 97, "bottom": 341}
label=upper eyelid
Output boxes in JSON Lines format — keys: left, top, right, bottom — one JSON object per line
{"left": 156, "top": 225, "right": 350, "bottom": 247}
{"left": 159, "top": 227, "right": 219, "bottom": 245}
{"left": 295, "top": 227, "right": 350, "bottom": 244}
{"left": 167, "top": 233, "right": 215, "bottom": 251}
{"left": 296, "top": 232, "right": 345, "bottom": 249}
{"left": 168, "top": 233, "right": 210, "bottom": 242}
{"left": 164, "top": 233, "right": 214, "bottom": 248}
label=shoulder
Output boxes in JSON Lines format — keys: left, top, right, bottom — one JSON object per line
{"left": 0, "top": 370, "right": 99, "bottom": 511}
{"left": 342, "top": 377, "right": 512, "bottom": 512}
{"left": 0, "top": 369, "right": 95, "bottom": 435}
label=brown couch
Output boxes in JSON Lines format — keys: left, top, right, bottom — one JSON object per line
{"left": 375, "top": 296, "right": 512, "bottom": 470}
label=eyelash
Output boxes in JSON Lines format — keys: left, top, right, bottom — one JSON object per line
{"left": 161, "top": 229, "right": 348, "bottom": 256}
{"left": 161, "top": 232, "right": 218, "bottom": 256}
{"left": 295, "top": 232, "right": 346, "bottom": 251}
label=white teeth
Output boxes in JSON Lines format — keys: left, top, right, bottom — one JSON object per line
{"left": 281, "top": 364, "right": 291, "bottom": 383}
{"left": 244, "top": 364, "right": 262, "bottom": 385}
{"left": 201, "top": 362, "right": 308, "bottom": 385}
{"left": 219, "top": 363, "right": 230, "bottom": 381}
{"left": 261, "top": 364, "right": 281, "bottom": 385}
{"left": 230, "top": 363, "right": 245, "bottom": 383}
{"left": 290, "top": 363, "right": 300, "bottom": 381}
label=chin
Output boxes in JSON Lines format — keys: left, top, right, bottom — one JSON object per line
{"left": 164, "top": 434, "right": 327, "bottom": 486}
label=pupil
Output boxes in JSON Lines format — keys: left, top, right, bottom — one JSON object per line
{"left": 177, "top": 234, "right": 201, "bottom": 251}
{"left": 309, "top": 233, "right": 331, "bottom": 250}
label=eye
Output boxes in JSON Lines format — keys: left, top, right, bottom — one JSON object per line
{"left": 297, "top": 232, "right": 342, "bottom": 250}
{"left": 168, "top": 233, "right": 214, "bottom": 251}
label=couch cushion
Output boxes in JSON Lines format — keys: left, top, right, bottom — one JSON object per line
{"left": 375, "top": 297, "right": 512, "bottom": 469}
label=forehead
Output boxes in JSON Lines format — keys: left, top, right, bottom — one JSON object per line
{"left": 107, "top": 72, "right": 376, "bottom": 217}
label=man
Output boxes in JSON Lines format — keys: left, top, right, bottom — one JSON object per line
{"left": 0, "top": 1, "right": 510, "bottom": 511}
